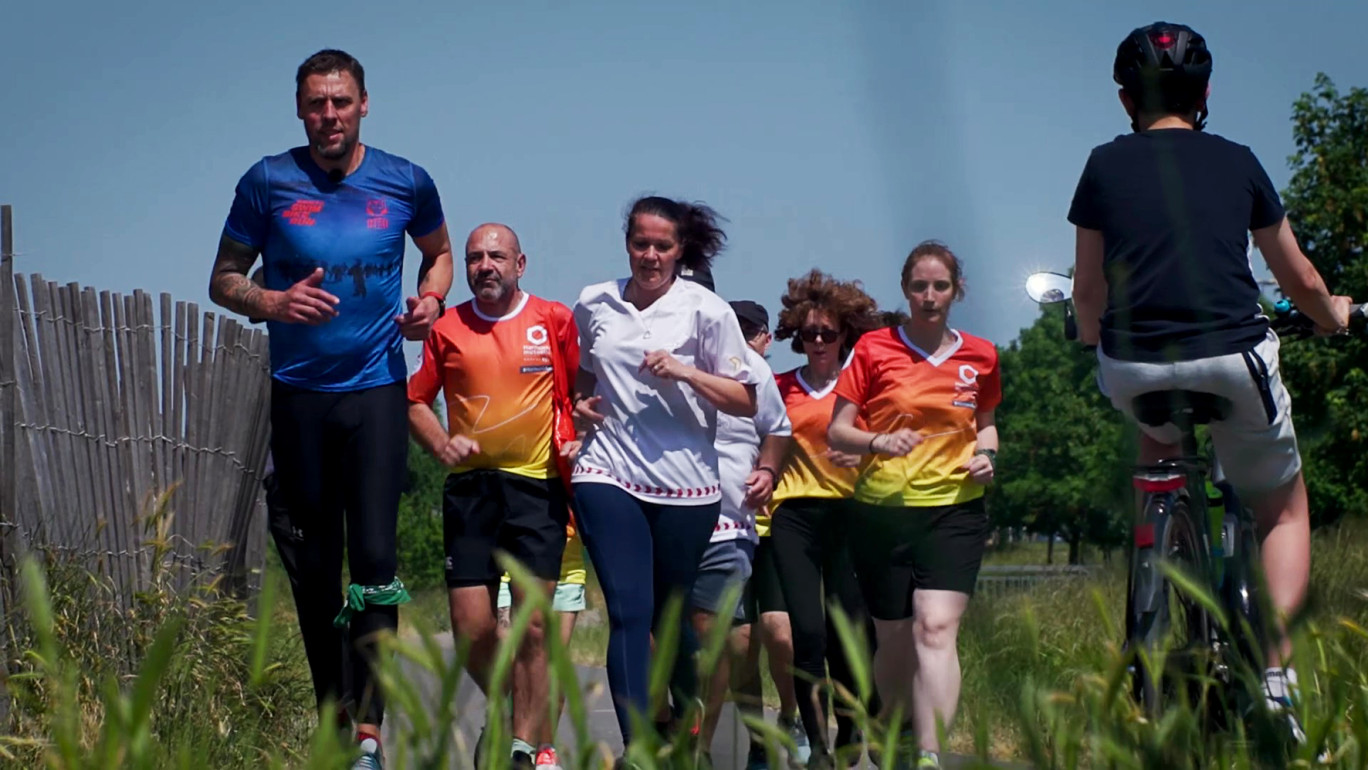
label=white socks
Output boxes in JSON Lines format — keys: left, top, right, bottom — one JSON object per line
{"left": 1263, "top": 666, "right": 1298, "bottom": 706}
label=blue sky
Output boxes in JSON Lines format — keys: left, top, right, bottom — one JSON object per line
{"left": 3, "top": 0, "right": 1365, "bottom": 372}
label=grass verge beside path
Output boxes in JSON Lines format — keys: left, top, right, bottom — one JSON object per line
{"left": 6, "top": 517, "right": 1366, "bottom": 766}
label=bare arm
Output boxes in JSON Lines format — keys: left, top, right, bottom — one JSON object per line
{"left": 961, "top": 408, "right": 999, "bottom": 485}
{"left": 393, "top": 225, "right": 456, "bottom": 340}
{"left": 755, "top": 434, "right": 792, "bottom": 476}
{"left": 975, "top": 409, "right": 998, "bottom": 453}
{"left": 1253, "top": 217, "right": 1349, "bottom": 332}
{"left": 408, "top": 401, "right": 450, "bottom": 456}
{"left": 208, "top": 234, "right": 272, "bottom": 318}
{"left": 1073, "top": 227, "right": 1106, "bottom": 347}
{"left": 828, "top": 396, "right": 920, "bottom": 457}
{"left": 642, "top": 350, "right": 758, "bottom": 417}
{"left": 573, "top": 367, "right": 597, "bottom": 404}
{"left": 827, "top": 397, "right": 877, "bottom": 455}
{"left": 210, "top": 234, "right": 341, "bottom": 324}
{"left": 412, "top": 223, "right": 455, "bottom": 302}
{"left": 743, "top": 433, "right": 793, "bottom": 509}
{"left": 681, "top": 370, "right": 758, "bottom": 418}
{"left": 572, "top": 368, "right": 606, "bottom": 434}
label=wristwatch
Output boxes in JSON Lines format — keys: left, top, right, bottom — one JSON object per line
{"left": 420, "top": 291, "right": 447, "bottom": 315}
{"left": 974, "top": 448, "right": 997, "bottom": 470}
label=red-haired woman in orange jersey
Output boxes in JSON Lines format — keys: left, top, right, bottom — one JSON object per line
{"left": 828, "top": 241, "right": 1001, "bottom": 769}
{"left": 768, "top": 269, "right": 881, "bottom": 765}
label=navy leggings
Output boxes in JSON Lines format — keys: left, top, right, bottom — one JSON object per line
{"left": 571, "top": 483, "right": 717, "bottom": 744}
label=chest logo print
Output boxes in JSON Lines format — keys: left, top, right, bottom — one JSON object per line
{"left": 953, "top": 364, "right": 980, "bottom": 408}
{"left": 282, "top": 200, "right": 324, "bottom": 226}
{"left": 366, "top": 198, "right": 390, "bottom": 230}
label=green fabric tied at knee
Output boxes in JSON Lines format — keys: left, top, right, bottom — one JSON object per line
{"left": 333, "top": 577, "right": 412, "bottom": 627}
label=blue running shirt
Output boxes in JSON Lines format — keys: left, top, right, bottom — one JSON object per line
{"left": 223, "top": 146, "right": 445, "bottom": 391}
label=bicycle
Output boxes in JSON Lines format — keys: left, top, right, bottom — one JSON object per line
{"left": 1024, "top": 271, "right": 1365, "bottom": 726}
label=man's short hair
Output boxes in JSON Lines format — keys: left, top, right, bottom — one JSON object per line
{"left": 296, "top": 49, "right": 366, "bottom": 96}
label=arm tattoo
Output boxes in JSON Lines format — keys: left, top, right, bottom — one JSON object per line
{"left": 209, "top": 235, "right": 271, "bottom": 318}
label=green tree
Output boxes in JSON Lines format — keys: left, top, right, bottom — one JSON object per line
{"left": 992, "top": 304, "right": 1132, "bottom": 564}
{"left": 1275, "top": 73, "right": 1368, "bottom": 526}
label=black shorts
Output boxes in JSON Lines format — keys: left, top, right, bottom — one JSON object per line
{"left": 848, "top": 497, "right": 990, "bottom": 620}
{"left": 743, "top": 537, "right": 786, "bottom": 617}
{"left": 442, "top": 470, "right": 569, "bottom": 587}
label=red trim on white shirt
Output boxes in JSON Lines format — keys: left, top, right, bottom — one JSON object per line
{"left": 572, "top": 465, "right": 720, "bottom": 498}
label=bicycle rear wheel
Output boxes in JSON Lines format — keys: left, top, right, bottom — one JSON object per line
{"left": 1129, "top": 492, "right": 1215, "bottom": 717}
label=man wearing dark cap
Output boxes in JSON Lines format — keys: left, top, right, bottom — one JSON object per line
{"left": 729, "top": 300, "right": 772, "bottom": 358}
{"left": 687, "top": 295, "right": 794, "bottom": 763}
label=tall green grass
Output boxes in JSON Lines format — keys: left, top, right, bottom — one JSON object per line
{"left": 0, "top": 495, "right": 315, "bottom": 767}
{"left": 4, "top": 515, "right": 1367, "bottom": 767}
{"left": 953, "top": 516, "right": 1368, "bottom": 766}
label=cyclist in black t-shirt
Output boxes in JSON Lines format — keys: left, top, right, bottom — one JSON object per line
{"left": 1067, "top": 21, "right": 1353, "bottom": 736}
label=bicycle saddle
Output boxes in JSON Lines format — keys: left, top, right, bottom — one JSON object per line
{"left": 1132, "top": 390, "right": 1232, "bottom": 429}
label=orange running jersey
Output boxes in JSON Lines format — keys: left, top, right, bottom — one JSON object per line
{"left": 408, "top": 294, "right": 578, "bottom": 480}
{"left": 761, "top": 368, "right": 860, "bottom": 535}
{"left": 834, "top": 327, "right": 1000, "bottom": 507}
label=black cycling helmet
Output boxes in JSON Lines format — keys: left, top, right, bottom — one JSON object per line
{"left": 1113, "top": 22, "right": 1212, "bottom": 130}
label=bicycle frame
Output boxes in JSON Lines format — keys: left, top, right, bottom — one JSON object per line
{"left": 1126, "top": 432, "right": 1267, "bottom": 688}
{"left": 1127, "top": 451, "right": 1215, "bottom": 642}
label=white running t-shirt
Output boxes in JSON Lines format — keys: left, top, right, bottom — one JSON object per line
{"left": 572, "top": 278, "right": 762, "bottom": 505}
{"left": 713, "top": 348, "right": 792, "bottom": 543}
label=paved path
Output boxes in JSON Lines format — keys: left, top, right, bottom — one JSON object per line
{"left": 381, "top": 635, "right": 1022, "bottom": 769}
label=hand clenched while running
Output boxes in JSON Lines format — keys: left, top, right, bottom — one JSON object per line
{"left": 436, "top": 434, "right": 480, "bottom": 467}
{"left": 395, "top": 294, "right": 442, "bottom": 341}
{"left": 824, "top": 449, "right": 863, "bottom": 468}
{"left": 270, "top": 267, "right": 340, "bottom": 325}
{"left": 573, "top": 395, "right": 606, "bottom": 433}
{"left": 869, "top": 429, "right": 921, "bottom": 457}
{"left": 639, "top": 350, "right": 689, "bottom": 381}
{"left": 742, "top": 468, "right": 776, "bottom": 509}
{"left": 961, "top": 452, "right": 995, "bottom": 485}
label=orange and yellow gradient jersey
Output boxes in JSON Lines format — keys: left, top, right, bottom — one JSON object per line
{"left": 761, "top": 367, "right": 861, "bottom": 535}
{"left": 408, "top": 293, "right": 578, "bottom": 480}
{"left": 833, "top": 327, "right": 1001, "bottom": 508}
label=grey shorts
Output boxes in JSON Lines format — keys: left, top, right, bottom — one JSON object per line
{"left": 1097, "top": 329, "right": 1301, "bottom": 496}
{"left": 692, "top": 538, "right": 755, "bottom": 623}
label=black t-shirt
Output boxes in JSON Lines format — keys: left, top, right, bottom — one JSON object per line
{"left": 1068, "top": 129, "right": 1284, "bottom": 362}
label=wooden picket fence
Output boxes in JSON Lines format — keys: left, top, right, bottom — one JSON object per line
{"left": 0, "top": 207, "right": 273, "bottom": 606}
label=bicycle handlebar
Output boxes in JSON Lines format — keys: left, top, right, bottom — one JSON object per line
{"left": 1269, "top": 299, "right": 1368, "bottom": 341}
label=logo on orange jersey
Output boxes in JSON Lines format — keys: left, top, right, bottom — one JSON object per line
{"left": 527, "top": 325, "right": 549, "bottom": 346}
{"left": 953, "top": 364, "right": 980, "bottom": 408}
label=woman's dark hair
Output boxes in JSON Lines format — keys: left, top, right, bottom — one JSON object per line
{"left": 878, "top": 308, "right": 910, "bottom": 328}
{"left": 624, "top": 196, "right": 728, "bottom": 273}
{"left": 774, "top": 269, "right": 880, "bottom": 357}
{"left": 900, "top": 240, "right": 966, "bottom": 301}
{"left": 296, "top": 49, "right": 366, "bottom": 96}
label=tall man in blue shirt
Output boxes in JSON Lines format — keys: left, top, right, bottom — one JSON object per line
{"left": 209, "top": 49, "right": 453, "bottom": 769}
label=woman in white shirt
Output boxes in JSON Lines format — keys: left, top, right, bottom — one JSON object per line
{"left": 570, "top": 195, "right": 761, "bottom": 750}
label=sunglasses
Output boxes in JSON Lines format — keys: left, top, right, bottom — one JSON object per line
{"left": 799, "top": 327, "right": 840, "bottom": 343}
